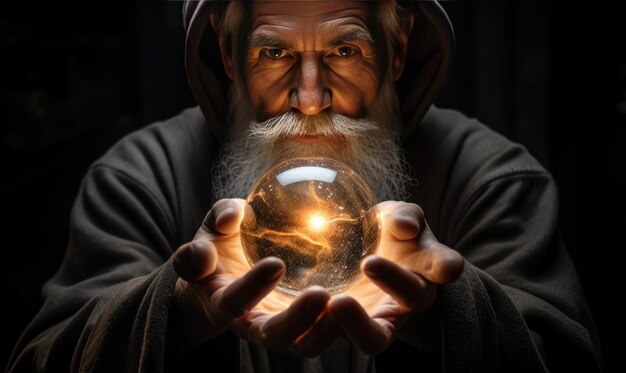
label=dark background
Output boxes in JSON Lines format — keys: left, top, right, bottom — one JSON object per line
{"left": 1, "top": 1, "right": 624, "bottom": 371}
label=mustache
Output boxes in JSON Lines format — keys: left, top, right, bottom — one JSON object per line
{"left": 247, "top": 111, "right": 379, "bottom": 140}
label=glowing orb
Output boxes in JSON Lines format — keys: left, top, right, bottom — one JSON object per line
{"left": 240, "top": 157, "right": 380, "bottom": 296}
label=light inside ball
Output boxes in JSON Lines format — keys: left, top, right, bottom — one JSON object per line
{"left": 240, "top": 157, "right": 380, "bottom": 296}
{"left": 308, "top": 213, "right": 327, "bottom": 232}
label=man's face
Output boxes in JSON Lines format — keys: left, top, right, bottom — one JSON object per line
{"left": 212, "top": 1, "right": 411, "bottom": 202}
{"left": 244, "top": 1, "right": 380, "bottom": 122}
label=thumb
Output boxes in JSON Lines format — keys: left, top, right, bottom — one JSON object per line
{"left": 173, "top": 239, "right": 219, "bottom": 282}
{"left": 199, "top": 198, "right": 247, "bottom": 238}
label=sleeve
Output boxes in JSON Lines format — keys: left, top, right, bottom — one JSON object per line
{"left": 6, "top": 164, "right": 181, "bottom": 373}
{"left": 437, "top": 170, "right": 602, "bottom": 372}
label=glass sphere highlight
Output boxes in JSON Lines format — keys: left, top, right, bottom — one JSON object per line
{"left": 240, "top": 157, "right": 380, "bottom": 296}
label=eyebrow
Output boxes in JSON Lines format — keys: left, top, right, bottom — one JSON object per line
{"left": 248, "top": 29, "right": 375, "bottom": 51}
{"left": 327, "top": 29, "right": 375, "bottom": 48}
{"left": 248, "top": 33, "right": 293, "bottom": 50}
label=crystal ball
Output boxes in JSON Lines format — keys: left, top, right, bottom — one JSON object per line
{"left": 240, "top": 157, "right": 380, "bottom": 296}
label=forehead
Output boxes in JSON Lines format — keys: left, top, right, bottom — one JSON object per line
{"left": 249, "top": 1, "right": 373, "bottom": 35}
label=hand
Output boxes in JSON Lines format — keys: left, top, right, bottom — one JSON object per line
{"left": 330, "top": 201, "right": 464, "bottom": 355}
{"left": 171, "top": 199, "right": 339, "bottom": 356}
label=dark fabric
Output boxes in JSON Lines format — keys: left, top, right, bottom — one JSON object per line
{"left": 6, "top": 107, "right": 216, "bottom": 372}
{"left": 407, "top": 108, "right": 601, "bottom": 372}
{"left": 5, "top": 0, "right": 601, "bottom": 371}
{"left": 6, "top": 105, "right": 601, "bottom": 372}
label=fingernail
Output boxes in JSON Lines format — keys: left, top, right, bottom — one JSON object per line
{"left": 361, "top": 257, "right": 377, "bottom": 277}
{"left": 363, "top": 268, "right": 378, "bottom": 278}
{"left": 397, "top": 213, "right": 419, "bottom": 227}
{"left": 269, "top": 267, "right": 284, "bottom": 280}
{"left": 259, "top": 257, "right": 285, "bottom": 279}
{"left": 216, "top": 207, "right": 235, "bottom": 226}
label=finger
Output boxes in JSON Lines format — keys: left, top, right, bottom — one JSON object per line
{"left": 388, "top": 202, "right": 424, "bottom": 241}
{"left": 290, "top": 310, "right": 341, "bottom": 358}
{"left": 329, "top": 295, "right": 392, "bottom": 355}
{"left": 214, "top": 257, "right": 285, "bottom": 322}
{"left": 254, "top": 286, "right": 330, "bottom": 348}
{"left": 403, "top": 236, "right": 465, "bottom": 284}
{"left": 382, "top": 203, "right": 464, "bottom": 284}
{"left": 173, "top": 239, "right": 218, "bottom": 282}
{"left": 199, "top": 198, "right": 247, "bottom": 237}
{"left": 362, "top": 256, "right": 435, "bottom": 312}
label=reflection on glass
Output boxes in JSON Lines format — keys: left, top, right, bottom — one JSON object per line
{"left": 241, "top": 157, "right": 380, "bottom": 296}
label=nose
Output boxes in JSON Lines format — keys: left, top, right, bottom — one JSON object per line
{"left": 290, "top": 53, "right": 332, "bottom": 115}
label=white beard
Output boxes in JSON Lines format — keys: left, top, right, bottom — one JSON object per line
{"left": 211, "top": 79, "right": 413, "bottom": 202}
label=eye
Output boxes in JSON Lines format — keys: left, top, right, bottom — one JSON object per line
{"left": 263, "top": 48, "right": 287, "bottom": 60}
{"left": 336, "top": 46, "right": 356, "bottom": 57}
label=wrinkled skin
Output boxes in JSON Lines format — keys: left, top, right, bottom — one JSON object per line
{"left": 171, "top": 1, "right": 464, "bottom": 357}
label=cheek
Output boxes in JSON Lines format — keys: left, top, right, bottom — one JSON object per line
{"left": 327, "top": 61, "right": 379, "bottom": 118}
{"left": 246, "top": 65, "right": 293, "bottom": 120}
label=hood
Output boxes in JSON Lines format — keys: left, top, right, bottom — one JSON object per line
{"left": 182, "top": 0, "right": 454, "bottom": 141}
